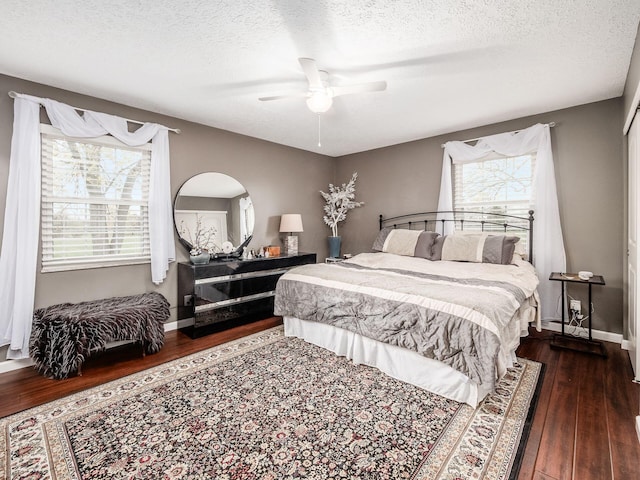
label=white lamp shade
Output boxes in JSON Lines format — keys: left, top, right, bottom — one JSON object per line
{"left": 279, "top": 214, "right": 304, "bottom": 233}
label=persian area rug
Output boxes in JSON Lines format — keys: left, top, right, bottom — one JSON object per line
{"left": 1, "top": 326, "right": 542, "bottom": 480}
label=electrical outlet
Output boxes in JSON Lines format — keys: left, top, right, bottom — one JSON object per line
{"left": 184, "top": 295, "right": 193, "bottom": 306}
{"left": 570, "top": 299, "right": 581, "bottom": 312}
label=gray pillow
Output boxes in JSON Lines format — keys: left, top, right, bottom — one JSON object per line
{"left": 431, "top": 234, "right": 519, "bottom": 264}
{"left": 478, "top": 235, "right": 520, "bottom": 265}
{"left": 414, "top": 231, "right": 440, "bottom": 259}
{"left": 500, "top": 236, "right": 520, "bottom": 264}
{"left": 482, "top": 235, "right": 505, "bottom": 264}
{"left": 372, "top": 227, "right": 393, "bottom": 251}
{"left": 430, "top": 235, "right": 446, "bottom": 261}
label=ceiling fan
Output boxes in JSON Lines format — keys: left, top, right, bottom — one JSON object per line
{"left": 258, "top": 58, "right": 387, "bottom": 113}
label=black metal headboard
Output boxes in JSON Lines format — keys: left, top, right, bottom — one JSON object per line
{"left": 379, "top": 210, "right": 535, "bottom": 263}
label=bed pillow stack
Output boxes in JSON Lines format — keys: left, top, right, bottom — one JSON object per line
{"left": 372, "top": 228, "right": 519, "bottom": 265}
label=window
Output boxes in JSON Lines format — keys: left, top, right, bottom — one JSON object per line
{"left": 453, "top": 152, "right": 535, "bottom": 240}
{"left": 40, "top": 125, "right": 152, "bottom": 272}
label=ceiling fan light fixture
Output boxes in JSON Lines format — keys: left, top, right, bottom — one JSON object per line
{"left": 306, "top": 90, "right": 333, "bottom": 113}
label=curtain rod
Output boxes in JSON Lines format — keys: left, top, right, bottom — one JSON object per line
{"left": 440, "top": 122, "right": 555, "bottom": 148}
{"left": 8, "top": 91, "right": 181, "bottom": 134}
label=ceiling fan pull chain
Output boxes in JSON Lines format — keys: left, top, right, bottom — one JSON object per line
{"left": 317, "top": 114, "right": 322, "bottom": 147}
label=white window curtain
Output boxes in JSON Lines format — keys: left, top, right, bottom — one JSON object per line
{"left": 437, "top": 123, "right": 565, "bottom": 322}
{"left": 0, "top": 94, "right": 175, "bottom": 359}
{"left": 0, "top": 98, "right": 41, "bottom": 359}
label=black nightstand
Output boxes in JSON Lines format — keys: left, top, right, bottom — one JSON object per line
{"left": 548, "top": 272, "right": 606, "bottom": 356}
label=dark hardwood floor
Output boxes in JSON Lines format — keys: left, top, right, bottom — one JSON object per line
{"left": 516, "top": 328, "right": 640, "bottom": 480}
{"left": 1, "top": 318, "right": 638, "bottom": 479}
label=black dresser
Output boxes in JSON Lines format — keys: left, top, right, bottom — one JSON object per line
{"left": 178, "top": 252, "right": 316, "bottom": 338}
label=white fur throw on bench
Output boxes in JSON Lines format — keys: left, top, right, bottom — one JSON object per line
{"left": 30, "top": 292, "right": 170, "bottom": 379}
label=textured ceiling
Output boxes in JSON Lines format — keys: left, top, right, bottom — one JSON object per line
{"left": 1, "top": 1, "right": 639, "bottom": 157}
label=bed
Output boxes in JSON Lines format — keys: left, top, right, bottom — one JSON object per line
{"left": 274, "top": 211, "right": 540, "bottom": 408}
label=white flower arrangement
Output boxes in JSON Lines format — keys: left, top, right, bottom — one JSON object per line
{"left": 179, "top": 214, "right": 218, "bottom": 256}
{"left": 320, "top": 172, "right": 364, "bottom": 237}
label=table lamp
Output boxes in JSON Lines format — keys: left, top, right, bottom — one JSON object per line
{"left": 279, "top": 214, "right": 303, "bottom": 255}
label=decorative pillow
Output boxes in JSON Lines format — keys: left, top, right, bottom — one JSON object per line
{"left": 514, "top": 240, "right": 527, "bottom": 260}
{"left": 452, "top": 231, "right": 522, "bottom": 264}
{"left": 442, "top": 233, "right": 488, "bottom": 262}
{"left": 382, "top": 229, "right": 423, "bottom": 256}
{"left": 484, "top": 235, "right": 520, "bottom": 264}
{"left": 430, "top": 235, "right": 446, "bottom": 261}
{"left": 372, "top": 227, "right": 393, "bottom": 251}
{"left": 373, "top": 228, "right": 440, "bottom": 258}
{"left": 436, "top": 232, "right": 520, "bottom": 264}
{"left": 413, "top": 231, "right": 440, "bottom": 259}
{"left": 501, "top": 236, "right": 521, "bottom": 264}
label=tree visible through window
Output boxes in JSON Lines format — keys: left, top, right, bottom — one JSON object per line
{"left": 453, "top": 153, "right": 535, "bottom": 240}
{"left": 41, "top": 126, "right": 151, "bottom": 272}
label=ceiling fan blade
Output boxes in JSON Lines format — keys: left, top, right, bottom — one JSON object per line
{"left": 298, "top": 57, "right": 323, "bottom": 89}
{"left": 331, "top": 81, "right": 387, "bottom": 97}
{"left": 258, "top": 92, "right": 307, "bottom": 101}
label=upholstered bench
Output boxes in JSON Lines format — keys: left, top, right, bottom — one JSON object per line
{"left": 30, "top": 292, "right": 170, "bottom": 379}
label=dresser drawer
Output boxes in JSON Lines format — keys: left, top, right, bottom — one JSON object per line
{"left": 194, "top": 296, "right": 274, "bottom": 329}
{"left": 193, "top": 267, "right": 289, "bottom": 306}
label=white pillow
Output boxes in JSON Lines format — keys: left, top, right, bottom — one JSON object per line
{"left": 514, "top": 241, "right": 528, "bottom": 259}
{"left": 382, "top": 229, "right": 422, "bottom": 256}
{"left": 441, "top": 233, "right": 488, "bottom": 262}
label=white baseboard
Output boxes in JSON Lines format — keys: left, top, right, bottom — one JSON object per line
{"left": 0, "top": 318, "right": 196, "bottom": 375}
{"left": 165, "top": 318, "right": 194, "bottom": 331}
{"left": 541, "top": 321, "right": 623, "bottom": 345}
{"left": 636, "top": 416, "right": 640, "bottom": 444}
{"left": 0, "top": 357, "right": 35, "bottom": 374}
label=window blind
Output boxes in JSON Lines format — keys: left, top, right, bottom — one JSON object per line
{"left": 40, "top": 127, "right": 152, "bottom": 272}
{"left": 453, "top": 153, "right": 535, "bottom": 241}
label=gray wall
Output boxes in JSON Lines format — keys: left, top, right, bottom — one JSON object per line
{"left": 336, "top": 98, "right": 625, "bottom": 334}
{"left": 0, "top": 73, "right": 334, "bottom": 361}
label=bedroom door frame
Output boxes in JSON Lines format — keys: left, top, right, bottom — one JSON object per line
{"left": 627, "top": 113, "right": 640, "bottom": 443}
{"left": 628, "top": 114, "right": 639, "bottom": 380}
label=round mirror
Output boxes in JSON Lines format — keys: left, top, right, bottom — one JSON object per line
{"left": 174, "top": 173, "right": 254, "bottom": 255}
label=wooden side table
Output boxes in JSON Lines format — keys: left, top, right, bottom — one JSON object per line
{"left": 549, "top": 272, "right": 606, "bottom": 356}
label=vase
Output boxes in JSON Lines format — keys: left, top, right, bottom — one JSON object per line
{"left": 190, "top": 252, "right": 210, "bottom": 265}
{"left": 328, "top": 236, "right": 341, "bottom": 259}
